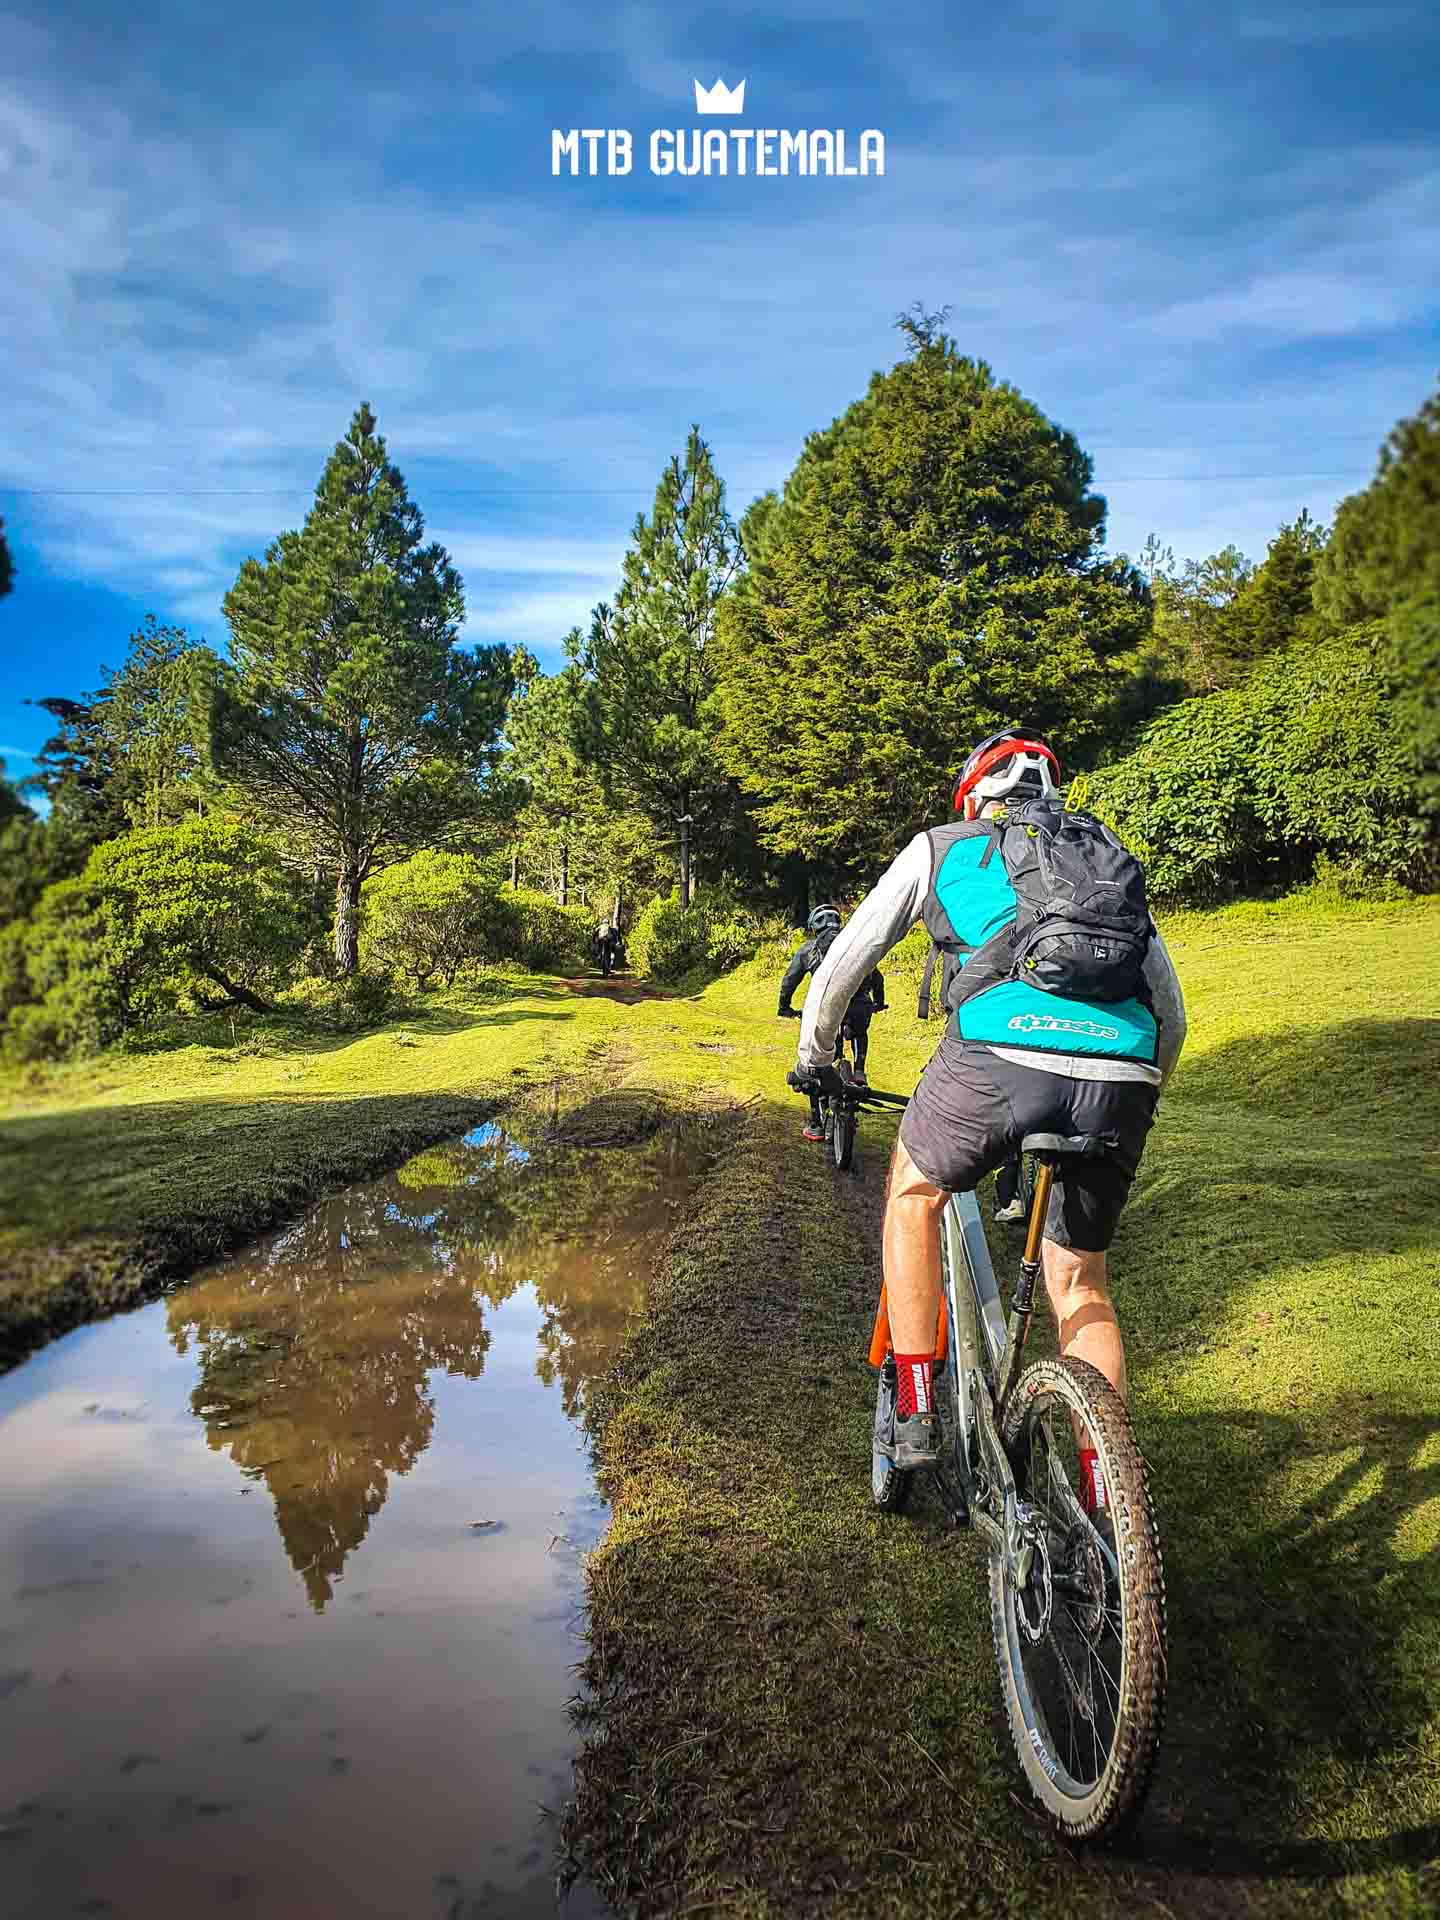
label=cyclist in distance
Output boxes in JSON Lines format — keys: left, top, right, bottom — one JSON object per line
{"left": 595, "top": 921, "right": 624, "bottom": 977}
{"left": 791, "top": 730, "right": 1186, "bottom": 1501}
{"left": 779, "top": 904, "right": 887, "bottom": 1141}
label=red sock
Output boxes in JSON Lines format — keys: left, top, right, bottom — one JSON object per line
{"left": 1078, "top": 1446, "right": 1106, "bottom": 1515}
{"left": 894, "top": 1353, "right": 933, "bottom": 1417}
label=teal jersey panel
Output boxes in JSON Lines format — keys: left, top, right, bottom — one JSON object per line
{"left": 957, "top": 980, "right": 1159, "bottom": 1063}
{"left": 933, "top": 835, "right": 1017, "bottom": 954}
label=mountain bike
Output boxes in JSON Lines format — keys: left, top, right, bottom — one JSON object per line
{"left": 818, "top": 1069, "right": 862, "bottom": 1170}
{"left": 789, "top": 1075, "right": 1167, "bottom": 1840}
{"left": 784, "top": 1033, "right": 871, "bottom": 1170}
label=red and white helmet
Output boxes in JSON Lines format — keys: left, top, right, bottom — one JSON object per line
{"left": 952, "top": 729, "right": 1060, "bottom": 820}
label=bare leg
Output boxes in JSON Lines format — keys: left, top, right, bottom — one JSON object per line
{"left": 1042, "top": 1241, "right": 1126, "bottom": 1400}
{"left": 882, "top": 1135, "right": 948, "bottom": 1355}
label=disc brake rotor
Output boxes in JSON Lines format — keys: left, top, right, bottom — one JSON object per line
{"left": 1015, "top": 1521, "right": 1053, "bottom": 1643}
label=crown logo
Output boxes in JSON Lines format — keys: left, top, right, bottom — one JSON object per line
{"left": 693, "top": 77, "right": 746, "bottom": 115}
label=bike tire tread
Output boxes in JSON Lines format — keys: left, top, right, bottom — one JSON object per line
{"left": 991, "top": 1355, "right": 1167, "bottom": 1842}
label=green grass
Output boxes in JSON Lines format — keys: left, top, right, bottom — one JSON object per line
{"left": 3, "top": 893, "right": 1439, "bottom": 1914}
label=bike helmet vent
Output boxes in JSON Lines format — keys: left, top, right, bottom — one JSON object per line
{"left": 952, "top": 729, "right": 1061, "bottom": 819}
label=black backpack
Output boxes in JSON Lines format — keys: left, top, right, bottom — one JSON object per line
{"left": 979, "top": 795, "right": 1152, "bottom": 1003}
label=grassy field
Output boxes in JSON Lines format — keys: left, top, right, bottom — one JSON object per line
{"left": 3, "top": 895, "right": 1438, "bottom": 1915}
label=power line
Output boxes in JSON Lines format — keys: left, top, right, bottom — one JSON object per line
{"left": 0, "top": 466, "right": 1376, "bottom": 498}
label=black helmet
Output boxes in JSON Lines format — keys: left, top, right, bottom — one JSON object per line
{"left": 806, "top": 904, "right": 842, "bottom": 935}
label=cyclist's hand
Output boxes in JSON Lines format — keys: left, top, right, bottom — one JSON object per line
{"left": 794, "top": 1067, "right": 852, "bottom": 1098}
{"left": 778, "top": 1008, "right": 801, "bottom": 1020}
{"left": 872, "top": 1005, "right": 888, "bottom": 1015}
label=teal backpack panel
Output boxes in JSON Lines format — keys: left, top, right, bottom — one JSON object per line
{"left": 957, "top": 980, "right": 1158, "bottom": 1064}
{"left": 933, "top": 835, "right": 1017, "bottom": 954}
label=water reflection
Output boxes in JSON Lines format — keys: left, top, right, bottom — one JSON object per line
{"left": 167, "top": 1114, "right": 692, "bottom": 1609}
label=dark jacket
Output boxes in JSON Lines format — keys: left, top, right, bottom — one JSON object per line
{"left": 778, "top": 932, "right": 885, "bottom": 1021}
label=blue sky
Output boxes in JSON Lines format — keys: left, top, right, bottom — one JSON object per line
{"left": 2, "top": 0, "right": 1438, "bottom": 782}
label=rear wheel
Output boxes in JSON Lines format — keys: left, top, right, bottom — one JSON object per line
{"left": 871, "top": 1358, "right": 913, "bottom": 1512}
{"left": 832, "top": 1103, "right": 856, "bottom": 1170}
{"left": 990, "top": 1356, "right": 1166, "bottom": 1840}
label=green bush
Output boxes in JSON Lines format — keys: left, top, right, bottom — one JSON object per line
{"left": 629, "top": 886, "right": 770, "bottom": 985}
{"left": 505, "top": 888, "right": 592, "bottom": 971}
{"left": 364, "top": 850, "right": 506, "bottom": 989}
{"left": 2, "top": 819, "right": 307, "bottom": 1061}
{"left": 1091, "top": 630, "right": 1428, "bottom": 904}
{"left": 284, "top": 968, "right": 401, "bottom": 1033}
{"left": 362, "top": 852, "right": 591, "bottom": 983}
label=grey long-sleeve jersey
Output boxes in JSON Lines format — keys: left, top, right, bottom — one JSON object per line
{"left": 796, "top": 831, "right": 1187, "bottom": 1088}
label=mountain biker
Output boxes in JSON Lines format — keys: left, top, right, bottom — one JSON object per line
{"left": 595, "top": 922, "right": 624, "bottom": 976}
{"left": 779, "top": 905, "right": 886, "bottom": 1142}
{"left": 790, "top": 730, "right": 1186, "bottom": 1507}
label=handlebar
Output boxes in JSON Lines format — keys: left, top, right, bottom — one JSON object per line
{"left": 785, "top": 1067, "right": 909, "bottom": 1111}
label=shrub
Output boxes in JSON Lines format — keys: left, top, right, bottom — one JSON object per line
{"left": 1091, "top": 631, "right": 1428, "bottom": 904}
{"left": 629, "top": 885, "right": 769, "bottom": 984}
{"left": 364, "top": 851, "right": 503, "bottom": 989}
{"left": 2, "top": 819, "right": 307, "bottom": 1061}
{"left": 505, "top": 888, "right": 592, "bottom": 971}
{"left": 285, "top": 968, "right": 401, "bottom": 1033}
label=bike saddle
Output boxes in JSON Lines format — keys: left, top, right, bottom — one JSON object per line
{"left": 1020, "top": 1129, "right": 1120, "bottom": 1158}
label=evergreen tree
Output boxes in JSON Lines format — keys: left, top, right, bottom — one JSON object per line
{"left": 1215, "top": 511, "right": 1326, "bottom": 681}
{"left": 568, "top": 426, "right": 743, "bottom": 907}
{"left": 506, "top": 658, "right": 598, "bottom": 906}
{"left": 210, "top": 405, "right": 511, "bottom": 971}
{"left": 505, "top": 659, "right": 670, "bottom": 919}
{"left": 94, "top": 617, "right": 219, "bottom": 828}
{"left": 1314, "top": 383, "right": 1440, "bottom": 819}
{"left": 1314, "top": 382, "right": 1440, "bottom": 626}
{"left": 713, "top": 320, "right": 1151, "bottom": 869}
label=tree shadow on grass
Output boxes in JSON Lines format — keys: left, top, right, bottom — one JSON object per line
{"left": 117, "top": 979, "right": 582, "bottom": 1058}
{"left": 1165, "top": 1016, "right": 1440, "bottom": 1133}
{"left": 1122, "top": 1403, "right": 1440, "bottom": 1889}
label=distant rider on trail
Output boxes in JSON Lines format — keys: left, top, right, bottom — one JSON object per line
{"left": 595, "top": 923, "right": 624, "bottom": 978}
{"left": 788, "top": 730, "right": 1187, "bottom": 1509}
{"left": 778, "top": 905, "right": 887, "bottom": 1142}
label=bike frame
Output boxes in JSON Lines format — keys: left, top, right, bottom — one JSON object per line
{"left": 843, "top": 1082, "right": 1085, "bottom": 1580}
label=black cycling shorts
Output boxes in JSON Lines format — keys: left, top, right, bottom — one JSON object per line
{"left": 898, "top": 1030, "right": 1157, "bottom": 1252}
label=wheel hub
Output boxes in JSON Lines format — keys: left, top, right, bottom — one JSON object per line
{"left": 1014, "top": 1520, "right": 1053, "bottom": 1643}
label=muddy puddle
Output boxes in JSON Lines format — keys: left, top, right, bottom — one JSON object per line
{"left": 0, "top": 1110, "right": 702, "bottom": 1919}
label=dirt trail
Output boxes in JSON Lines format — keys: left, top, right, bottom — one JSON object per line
{"left": 554, "top": 974, "right": 675, "bottom": 1004}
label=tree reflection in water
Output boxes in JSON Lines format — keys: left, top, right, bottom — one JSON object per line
{"left": 168, "top": 1115, "right": 697, "bottom": 1609}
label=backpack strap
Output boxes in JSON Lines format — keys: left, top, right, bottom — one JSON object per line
{"left": 977, "top": 813, "right": 1007, "bottom": 868}
{"left": 917, "top": 940, "right": 941, "bottom": 1019}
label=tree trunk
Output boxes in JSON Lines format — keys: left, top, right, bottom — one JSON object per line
{"left": 203, "top": 966, "right": 271, "bottom": 1014}
{"left": 334, "top": 861, "right": 362, "bottom": 974}
{"left": 559, "top": 842, "right": 569, "bottom": 907}
{"left": 509, "top": 844, "right": 519, "bottom": 889}
{"left": 614, "top": 884, "right": 623, "bottom": 929}
{"left": 678, "top": 814, "right": 693, "bottom": 910}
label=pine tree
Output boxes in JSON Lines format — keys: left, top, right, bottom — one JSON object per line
{"left": 1314, "top": 382, "right": 1440, "bottom": 626}
{"left": 569, "top": 427, "right": 743, "bottom": 907}
{"left": 1314, "top": 383, "right": 1440, "bottom": 823}
{"left": 713, "top": 323, "right": 1151, "bottom": 870}
{"left": 1213, "top": 512, "right": 1325, "bottom": 681}
{"left": 211, "top": 405, "right": 511, "bottom": 971}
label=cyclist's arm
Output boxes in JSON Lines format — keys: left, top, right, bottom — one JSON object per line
{"left": 1145, "top": 927, "right": 1187, "bottom": 1084}
{"left": 871, "top": 968, "right": 887, "bottom": 1010}
{"left": 797, "top": 836, "right": 929, "bottom": 1070}
{"left": 777, "top": 942, "right": 811, "bottom": 1015}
